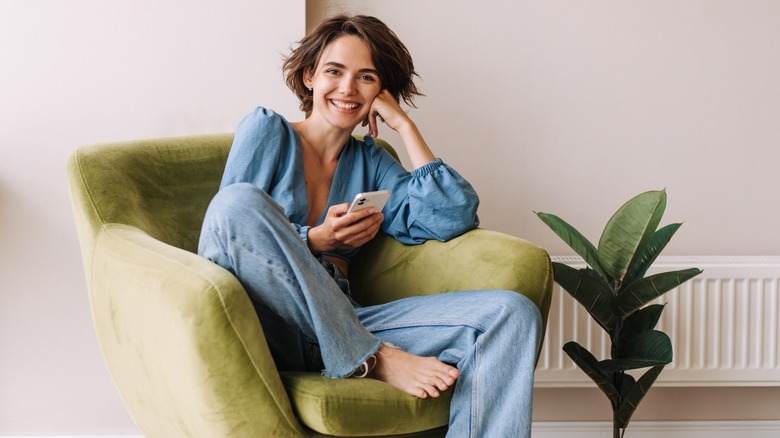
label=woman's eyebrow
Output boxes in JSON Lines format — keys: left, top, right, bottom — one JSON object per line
{"left": 323, "top": 61, "right": 379, "bottom": 75}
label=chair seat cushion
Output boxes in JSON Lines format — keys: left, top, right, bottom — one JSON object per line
{"left": 280, "top": 372, "right": 451, "bottom": 436}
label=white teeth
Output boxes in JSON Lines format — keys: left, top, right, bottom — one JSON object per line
{"left": 331, "top": 100, "right": 358, "bottom": 110}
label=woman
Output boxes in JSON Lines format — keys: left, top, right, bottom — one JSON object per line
{"left": 198, "top": 14, "right": 541, "bottom": 437}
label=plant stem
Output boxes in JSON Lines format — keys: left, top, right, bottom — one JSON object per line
{"left": 612, "top": 389, "right": 622, "bottom": 438}
{"left": 611, "top": 285, "right": 624, "bottom": 438}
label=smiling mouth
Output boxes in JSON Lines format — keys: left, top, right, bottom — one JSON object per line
{"left": 330, "top": 100, "right": 360, "bottom": 111}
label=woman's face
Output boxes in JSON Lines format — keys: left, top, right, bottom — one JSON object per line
{"left": 306, "top": 35, "right": 382, "bottom": 130}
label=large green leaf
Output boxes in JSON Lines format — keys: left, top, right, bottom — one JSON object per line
{"left": 616, "top": 268, "right": 703, "bottom": 316}
{"left": 553, "top": 263, "right": 617, "bottom": 331}
{"left": 617, "top": 330, "right": 673, "bottom": 364}
{"left": 598, "top": 190, "right": 667, "bottom": 281}
{"left": 622, "top": 223, "right": 682, "bottom": 288}
{"left": 537, "top": 212, "right": 609, "bottom": 280}
{"left": 616, "top": 366, "right": 665, "bottom": 429}
{"left": 617, "top": 373, "right": 637, "bottom": 400}
{"left": 620, "top": 304, "right": 665, "bottom": 344}
{"left": 562, "top": 341, "right": 619, "bottom": 401}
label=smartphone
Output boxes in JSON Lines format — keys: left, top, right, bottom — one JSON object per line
{"left": 346, "top": 190, "right": 391, "bottom": 215}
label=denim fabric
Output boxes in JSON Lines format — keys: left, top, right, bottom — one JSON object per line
{"left": 198, "top": 183, "right": 380, "bottom": 377}
{"left": 198, "top": 183, "right": 541, "bottom": 437}
{"left": 319, "top": 256, "right": 352, "bottom": 298}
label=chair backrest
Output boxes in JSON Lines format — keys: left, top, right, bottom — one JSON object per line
{"left": 68, "top": 134, "right": 233, "bottom": 264}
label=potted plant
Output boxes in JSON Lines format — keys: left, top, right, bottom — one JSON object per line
{"left": 536, "top": 189, "right": 702, "bottom": 438}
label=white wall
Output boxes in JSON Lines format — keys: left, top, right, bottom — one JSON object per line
{"left": 0, "top": 1, "right": 304, "bottom": 434}
{"left": 310, "top": 0, "right": 780, "bottom": 424}
{"left": 311, "top": 0, "right": 780, "bottom": 257}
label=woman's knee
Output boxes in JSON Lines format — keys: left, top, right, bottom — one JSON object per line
{"left": 488, "top": 290, "right": 543, "bottom": 332}
{"left": 199, "top": 183, "right": 289, "bottom": 256}
{"left": 203, "top": 183, "right": 285, "bottom": 227}
{"left": 211, "top": 183, "right": 281, "bottom": 214}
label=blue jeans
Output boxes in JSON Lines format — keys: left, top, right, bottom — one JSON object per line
{"left": 198, "top": 183, "right": 542, "bottom": 437}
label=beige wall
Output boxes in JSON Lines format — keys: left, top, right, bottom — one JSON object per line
{"left": 0, "top": 1, "right": 304, "bottom": 434}
{"left": 309, "top": 0, "right": 780, "bottom": 423}
{"left": 309, "top": 0, "right": 780, "bottom": 257}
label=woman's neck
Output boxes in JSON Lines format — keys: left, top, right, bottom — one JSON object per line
{"left": 297, "top": 115, "right": 353, "bottom": 163}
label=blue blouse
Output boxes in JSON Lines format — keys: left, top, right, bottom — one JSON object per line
{"left": 220, "top": 107, "right": 480, "bottom": 262}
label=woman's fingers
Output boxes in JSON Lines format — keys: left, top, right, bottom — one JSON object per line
{"left": 369, "top": 114, "right": 379, "bottom": 138}
{"left": 366, "top": 108, "right": 380, "bottom": 137}
{"left": 338, "top": 212, "right": 383, "bottom": 247}
{"left": 366, "top": 90, "right": 402, "bottom": 137}
{"left": 324, "top": 204, "right": 382, "bottom": 248}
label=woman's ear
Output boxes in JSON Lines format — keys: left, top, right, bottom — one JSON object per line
{"left": 303, "top": 66, "right": 313, "bottom": 89}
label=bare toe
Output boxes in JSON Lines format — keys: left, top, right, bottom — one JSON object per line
{"left": 369, "top": 344, "right": 460, "bottom": 398}
{"left": 433, "top": 378, "right": 449, "bottom": 391}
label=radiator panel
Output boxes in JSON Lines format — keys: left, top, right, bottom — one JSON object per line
{"left": 534, "top": 256, "right": 780, "bottom": 387}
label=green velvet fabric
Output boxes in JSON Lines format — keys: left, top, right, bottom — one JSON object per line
{"left": 280, "top": 373, "right": 452, "bottom": 436}
{"left": 67, "top": 134, "right": 552, "bottom": 437}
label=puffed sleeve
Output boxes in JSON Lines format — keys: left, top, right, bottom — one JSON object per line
{"left": 367, "top": 137, "right": 480, "bottom": 245}
{"left": 219, "top": 107, "right": 308, "bottom": 225}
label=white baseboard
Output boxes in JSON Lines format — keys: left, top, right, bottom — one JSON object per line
{"left": 532, "top": 421, "right": 780, "bottom": 437}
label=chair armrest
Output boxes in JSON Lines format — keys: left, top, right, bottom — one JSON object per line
{"left": 89, "top": 224, "right": 306, "bottom": 437}
{"left": 350, "top": 229, "right": 553, "bottom": 331}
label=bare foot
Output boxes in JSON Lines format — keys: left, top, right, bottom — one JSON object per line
{"left": 368, "top": 344, "right": 459, "bottom": 398}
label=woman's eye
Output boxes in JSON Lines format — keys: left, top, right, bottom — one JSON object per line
{"left": 326, "top": 69, "right": 340, "bottom": 75}
{"left": 361, "top": 75, "right": 377, "bottom": 82}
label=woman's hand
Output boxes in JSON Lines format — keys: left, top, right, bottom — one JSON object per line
{"left": 362, "top": 90, "right": 411, "bottom": 138}
{"left": 363, "top": 90, "right": 436, "bottom": 169}
{"left": 307, "top": 203, "right": 384, "bottom": 254}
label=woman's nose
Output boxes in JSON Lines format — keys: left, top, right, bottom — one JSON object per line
{"left": 339, "top": 76, "right": 357, "bottom": 95}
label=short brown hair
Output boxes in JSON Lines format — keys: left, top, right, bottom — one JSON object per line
{"left": 283, "top": 15, "right": 422, "bottom": 113}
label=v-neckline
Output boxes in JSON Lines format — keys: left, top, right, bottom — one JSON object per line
{"left": 291, "top": 125, "right": 351, "bottom": 226}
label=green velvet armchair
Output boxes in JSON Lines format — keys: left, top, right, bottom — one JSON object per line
{"left": 67, "top": 133, "right": 552, "bottom": 437}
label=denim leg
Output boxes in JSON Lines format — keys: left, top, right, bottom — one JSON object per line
{"left": 197, "top": 183, "right": 380, "bottom": 377}
{"left": 356, "top": 290, "right": 542, "bottom": 438}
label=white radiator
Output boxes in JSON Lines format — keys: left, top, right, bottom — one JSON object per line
{"left": 534, "top": 256, "right": 780, "bottom": 387}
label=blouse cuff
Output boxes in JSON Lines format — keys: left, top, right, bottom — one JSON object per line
{"left": 297, "top": 225, "right": 311, "bottom": 245}
{"left": 410, "top": 158, "right": 444, "bottom": 178}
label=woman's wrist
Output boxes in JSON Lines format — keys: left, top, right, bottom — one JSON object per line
{"left": 398, "top": 120, "right": 436, "bottom": 168}
{"left": 306, "top": 224, "right": 330, "bottom": 255}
